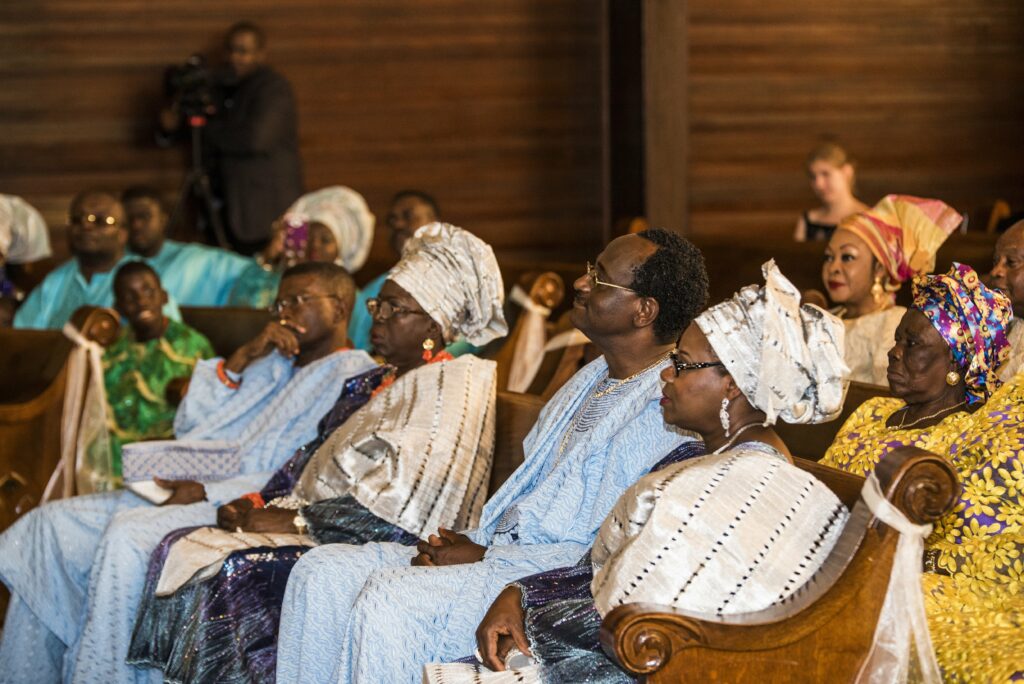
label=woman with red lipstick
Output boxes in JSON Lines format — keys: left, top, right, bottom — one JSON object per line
{"left": 822, "top": 263, "right": 1021, "bottom": 682}
{"left": 793, "top": 142, "right": 868, "bottom": 242}
{"left": 823, "top": 194, "right": 961, "bottom": 385}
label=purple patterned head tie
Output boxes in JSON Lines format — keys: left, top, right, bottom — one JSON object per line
{"left": 911, "top": 262, "right": 1012, "bottom": 405}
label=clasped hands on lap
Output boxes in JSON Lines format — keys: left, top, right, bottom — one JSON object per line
{"left": 413, "top": 528, "right": 486, "bottom": 566}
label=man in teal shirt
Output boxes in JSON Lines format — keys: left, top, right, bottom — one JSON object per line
{"left": 122, "top": 186, "right": 254, "bottom": 307}
{"left": 15, "top": 190, "right": 140, "bottom": 329}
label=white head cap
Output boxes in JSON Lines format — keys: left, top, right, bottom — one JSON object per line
{"left": 388, "top": 222, "right": 508, "bottom": 346}
{"left": 285, "top": 186, "right": 375, "bottom": 273}
{"left": 695, "top": 260, "right": 848, "bottom": 425}
{"left": 0, "top": 194, "right": 52, "bottom": 265}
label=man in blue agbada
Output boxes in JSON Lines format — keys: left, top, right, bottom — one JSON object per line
{"left": 0, "top": 262, "right": 377, "bottom": 683}
{"left": 13, "top": 190, "right": 182, "bottom": 330}
{"left": 275, "top": 229, "right": 711, "bottom": 684}
{"left": 121, "top": 185, "right": 256, "bottom": 307}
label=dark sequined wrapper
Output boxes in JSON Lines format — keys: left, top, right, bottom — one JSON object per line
{"left": 127, "top": 366, "right": 398, "bottom": 682}
{"left": 129, "top": 497, "right": 417, "bottom": 683}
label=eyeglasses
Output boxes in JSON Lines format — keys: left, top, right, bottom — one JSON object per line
{"left": 366, "top": 298, "right": 430, "bottom": 321}
{"left": 69, "top": 213, "right": 118, "bottom": 228}
{"left": 268, "top": 293, "right": 339, "bottom": 316}
{"left": 668, "top": 351, "right": 724, "bottom": 377}
{"left": 586, "top": 262, "right": 637, "bottom": 293}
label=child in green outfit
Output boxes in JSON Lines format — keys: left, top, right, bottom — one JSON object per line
{"left": 102, "top": 261, "right": 215, "bottom": 482}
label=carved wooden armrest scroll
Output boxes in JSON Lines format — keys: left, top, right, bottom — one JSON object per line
{"left": 600, "top": 602, "right": 709, "bottom": 676}
{"left": 69, "top": 306, "right": 120, "bottom": 347}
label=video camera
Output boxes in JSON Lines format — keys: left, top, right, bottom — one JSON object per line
{"left": 164, "top": 55, "right": 221, "bottom": 123}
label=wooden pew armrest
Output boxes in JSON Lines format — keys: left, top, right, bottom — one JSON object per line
{"left": 600, "top": 600, "right": 840, "bottom": 676}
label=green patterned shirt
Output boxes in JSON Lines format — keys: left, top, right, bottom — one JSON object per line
{"left": 102, "top": 319, "right": 215, "bottom": 474}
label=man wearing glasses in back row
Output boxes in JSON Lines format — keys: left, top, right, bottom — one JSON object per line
{"left": 14, "top": 189, "right": 184, "bottom": 329}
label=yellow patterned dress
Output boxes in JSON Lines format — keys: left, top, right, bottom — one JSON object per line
{"left": 822, "top": 382, "right": 1024, "bottom": 681}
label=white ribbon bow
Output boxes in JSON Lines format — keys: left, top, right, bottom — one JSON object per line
{"left": 506, "top": 285, "right": 552, "bottom": 393}
{"left": 855, "top": 473, "right": 942, "bottom": 684}
{"left": 47, "top": 322, "right": 113, "bottom": 499}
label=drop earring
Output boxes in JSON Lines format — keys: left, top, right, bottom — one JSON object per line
{"left": 871, "top": 275, "right": 885, "bottom": 306}
{"left": 719, "top": 397, "right": 731, "bottom": 437}
{"left": 422, "top": 338, "right": 435, "bottom": 362}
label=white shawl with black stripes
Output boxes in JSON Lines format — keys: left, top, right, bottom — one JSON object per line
{"left": 591, "top": 442, "right": 848, "bottom": 618}
{"left": 294, "top": 354, "right": 497, "bottom": 537}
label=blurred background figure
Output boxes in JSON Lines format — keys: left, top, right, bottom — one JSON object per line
{"left": 227, "top": 186, "right": 374, "bottom": 312}
{"left": 0, "top": 194, "right": 52, "bottom": 326}
{"left": 102, "top": 261, "right": 214, "bottom": 484}
{"left": 794, "top": 142, "right": 868, "bottom": 242}
{"left": 123, "top": 186, "right": 255, "bottom": 307}
{"left": 158, "top": 21, "right": 303, "bottom": 254}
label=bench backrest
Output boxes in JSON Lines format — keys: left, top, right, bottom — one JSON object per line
{"left": 600, "top": 447, "right": 960, "bottom": 683}
{"left": 775, "top": 381, "right": 892, "bottom": 461}
{"left": 489, "top": 390, "right": 546, "bottom": 496}
{"left": 180, "top": 306, "right": 270, "bottom": 358}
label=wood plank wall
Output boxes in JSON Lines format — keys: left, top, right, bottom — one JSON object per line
{"left": 662, "top": 0, "right": 1024, "bottom": 238}
{"left": 0, "top": 1, "right": 604, "bottom": 266}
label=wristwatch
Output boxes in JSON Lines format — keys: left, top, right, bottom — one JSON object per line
{"left": 293, "top": 513, "right": 308, "bottom": 535}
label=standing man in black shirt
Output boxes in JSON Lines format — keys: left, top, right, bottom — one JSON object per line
{"left": 161, "top": 22, "right": 304, "bottom": 254}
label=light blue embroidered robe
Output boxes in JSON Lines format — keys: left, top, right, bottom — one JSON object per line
{"left": 0, "top": 349, "right": 376, "bottom": 683}
{"left": 275, "top": 356, "right": 688, "bottom": 684}
{"left": 13, "top": 255, "right": 181, "bottom": 330}
{"left": 172, "top": 350, "right": 374, "bottom": 467}
{"left": 138, "top": 239, "right": 253, "bottom": 307}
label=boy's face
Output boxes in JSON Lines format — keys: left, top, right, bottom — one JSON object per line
{"left": 115, "top": 270, "right": 168, "bottom": 341}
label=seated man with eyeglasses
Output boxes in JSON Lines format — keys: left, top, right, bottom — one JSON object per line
{"left": 0, "top": 261, "right": 378, "bottom": 682}
{"left": 13, "top": 189, "right": 182, "bottom": 329}
{"left": 170, "top": 261, "right": 377, "bottom": 464}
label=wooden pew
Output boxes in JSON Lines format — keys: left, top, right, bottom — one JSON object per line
{"left": 0, "top": 330, "right": 72, "bottom": 531}
{"left": 0, "top": 307, "right": 119, "bottom": 625}
{"left": 525, "top": 312, "right": 600, "bottom": 400}
{"left": 493, "top": 272, "right": 565, "bottom": 391}
{"left": 0, "top": 307, "right": 119, "bottom": 531}
{"left": 600, "top": 446, "right": 959, "bottom": 682}
{"left": 489, "top": 391, "right": 546, "bottom": 496}
{"left": 179, "top": 306, "right": 270, "bottom": 359}
{"left": 775, "top": 381, "right": 892, "bottom": 461}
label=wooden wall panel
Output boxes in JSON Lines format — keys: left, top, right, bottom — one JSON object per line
{"left": 655, "top": 0, "right": 1024, "bottom": 238}
{"left": 0, "top": 1, "right": 604, "bottom": 266}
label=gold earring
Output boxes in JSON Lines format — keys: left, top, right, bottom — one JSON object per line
{"left": 422, "top": 338, "right": 435, "bottom": 362}
{"left": 945, "top": 371, "right": 960, "bottom": 386}
{"left": 871, "top": 276, "right": 885, "bottom": 306}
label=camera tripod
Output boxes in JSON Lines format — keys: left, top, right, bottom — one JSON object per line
{"left": 170, "top": 116, "right": 230, "bottom": 249}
